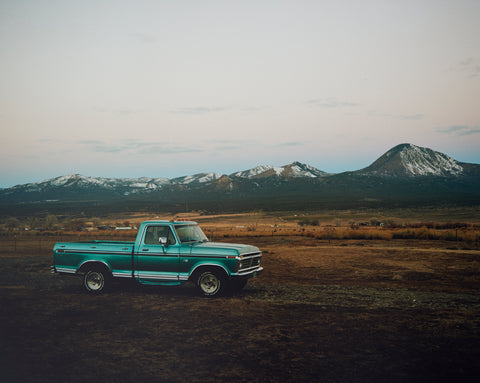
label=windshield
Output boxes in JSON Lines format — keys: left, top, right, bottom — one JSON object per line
{"left": 174, "top": 224, "right": 208, "bottom": 243}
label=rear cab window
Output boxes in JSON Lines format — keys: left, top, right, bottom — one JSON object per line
{"left": 144, "top": 226, "right": 176, "bottom": 245}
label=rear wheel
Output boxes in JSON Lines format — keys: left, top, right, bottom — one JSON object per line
{"left": 83, "top": 269, "right": 109, "bottom": 293}
{"left": 196, "top": 270, "right": 226, "bottom": 297}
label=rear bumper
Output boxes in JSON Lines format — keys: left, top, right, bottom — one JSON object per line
{"left": 51, "top": 265, "right": 77, "bottom": 274}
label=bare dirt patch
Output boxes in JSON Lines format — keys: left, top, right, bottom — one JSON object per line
{"left": 1, "top": 235, "right": 479, "bottom": 382}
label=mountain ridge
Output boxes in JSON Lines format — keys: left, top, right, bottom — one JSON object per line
{"left": 5, "top": 143, "right": 479, "bottom": 193}
{"left": 4, "top": 160, "right": 329, "bottom": 194}
{"left": 1, "top": 144, "right": 479, "bottom": 212}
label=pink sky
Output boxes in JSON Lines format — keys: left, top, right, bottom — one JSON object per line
{"left": 1, "top": 0, "right": 479, "bottom": 187}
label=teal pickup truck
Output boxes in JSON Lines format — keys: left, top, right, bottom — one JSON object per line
{"left": 52, "top": 220, "right": 262, "bottom": 296}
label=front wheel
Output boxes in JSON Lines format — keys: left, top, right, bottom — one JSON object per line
{"left": 83, "top": 269, "right": 109, "bottom": 293}
{"left": 196, "top": 270, "right": 226, "bottom": 297}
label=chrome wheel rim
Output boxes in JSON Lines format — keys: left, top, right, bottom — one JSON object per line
{"left": 199, "top": 273, "right": 219, "bottom": 294}
{"left": 86, "top": 271, "right": 104, "bottom": 291}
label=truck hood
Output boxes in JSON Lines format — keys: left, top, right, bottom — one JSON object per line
{"left": 189, "top": 241, "right": 260, "bottom": 257}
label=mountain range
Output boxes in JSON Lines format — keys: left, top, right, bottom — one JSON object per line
{"left": 1, "top": 143, "right": 479, "bottom": 216}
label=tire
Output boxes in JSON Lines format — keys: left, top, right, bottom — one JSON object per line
{"left": 196, "top": 269, "right": 226, "bottom": 297}
{"left": 83, "top": 269, "right": 109, "bottom": 294}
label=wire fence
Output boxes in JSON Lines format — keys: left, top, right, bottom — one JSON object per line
{"left": 1, "top": 225, "right": 479, "bottom": 256}
{"left": 0, "top": 232, "right": 137, "bottom": 255}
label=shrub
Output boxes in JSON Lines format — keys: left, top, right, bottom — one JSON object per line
{"left": 298, "top": 218, "right": 319, "bottom": 227}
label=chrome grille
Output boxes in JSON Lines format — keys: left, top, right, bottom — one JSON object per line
{"left": 237, "top": 252, "right": 262, "bottom": 272}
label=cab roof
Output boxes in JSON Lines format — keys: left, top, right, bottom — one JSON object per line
{"left": 141, "top": 220, "right": 197, "bottom": 225}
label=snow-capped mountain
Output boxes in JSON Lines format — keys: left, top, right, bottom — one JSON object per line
{"left": 231, "top": 165, "right": 285, "bottom": 178}
{"left": 171, "top": 172, "right": 222, "bottom": 185}
{"left": 6, "top": 174, "right": 171, "bottom": 194}
{"left": 281, "top": 162, "right": 330, "bottom": 178}
{"left": 357, "top": 143, "right": 466, "bottom": 177}
{"left": 53, "top": 174, "right": 171, "bottom": 189}
{"left": 0, "top": 162, "right": 329, "bottom": 202}
{"left": 231, "top": 162, "right": 328, "bottom": 179}
{"left": 1, "top": 145, "right": 479, "bottom": 208}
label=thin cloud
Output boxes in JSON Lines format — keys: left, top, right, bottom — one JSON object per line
{"left": 436, "top": 125, "right": 480, "bottom": 136}
{"left": 78, "top": 140, "right": 204, "bottom": 154}
{"left": 273, "top": 142, "right": 305, "bottom": 148}
{"left": 37, "top": 138, "right": 64, "bottom": 143}
{"left": 241, "top": 106, "right": 262, "bottom": 111}
{"left": 211, "top": 139, "right": 249, "bottom": 151}
{"left": 78, "top": 140, "right": 103, "bottom": 145}
{"left": 92, "top": 107, "right": 139, "bottom": 116}
{"left": 211, "top": 139, "right": 256, "bottom": 146}
{"left": 401, "top": 114, "right": 424, "bottom": 120}
{"left": 305, "top": 98, "right": 360, "bottom": 108}
{"left": 169, "top": 106, "right": 231, "bottom": 115}
{"left": 368, "top": 111, "right": 424, "bottom": 120}
{"left": 458, "top": 57, "right": 480, "bottom": 78}
{"left": 84, "top": 142, "right": 127, "bottom": 153}
{"left": 143, "top": 144, "right": 204, "bottom": 154}
{"left": 215, "top": 144, "right": 241, "bottom": 151}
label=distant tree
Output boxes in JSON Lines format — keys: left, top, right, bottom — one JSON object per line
{"left": 44, "top": 214, "right": 58, "bottom": 230}
{"left": 25, "top": 216, "right": 40, "bottom": 230}
{"left": 248, "top": 210, "right": 263, "bottom": 231}
{"left": 298, "top": 218, "right": 319, "bottom": 227}
{"left": 65, "top": 218, "right": 86, "bottom": 231}
{"left": 5, "top": 217, "right": 20, "bottom": 231}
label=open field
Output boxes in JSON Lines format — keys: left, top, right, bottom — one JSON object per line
{"left": 1, "top": 212, "right": 480, "bottom": 382}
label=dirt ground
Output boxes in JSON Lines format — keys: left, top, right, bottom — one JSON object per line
{"left": 1, "top": 234, "right": 479, "bottom": 382}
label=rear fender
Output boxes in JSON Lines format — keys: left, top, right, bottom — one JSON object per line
{"left": 77, "top": 260, "right": 111, "bottom": 274}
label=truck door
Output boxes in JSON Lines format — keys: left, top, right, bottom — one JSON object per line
{"left": 134, "top": 225, "right": 180, "bottom": 284}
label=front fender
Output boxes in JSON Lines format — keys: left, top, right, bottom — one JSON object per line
{"left": 187, "top": 262, "right": 231, "bottom": 279}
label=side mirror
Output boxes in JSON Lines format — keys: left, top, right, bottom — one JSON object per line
{"left": 159, "top": 237, "right": 168, "bottom": 246}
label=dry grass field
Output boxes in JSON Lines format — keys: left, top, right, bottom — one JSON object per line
{"left": 1, "top": 210, "right": 480, "bottom": 382}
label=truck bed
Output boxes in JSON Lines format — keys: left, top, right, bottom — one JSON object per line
{"left": 53, "top": 240, "right": 135, "bottom": 275}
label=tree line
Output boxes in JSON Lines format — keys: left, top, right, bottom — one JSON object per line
{"left": 2, "top": 215, "right": 108, "bottom": 232}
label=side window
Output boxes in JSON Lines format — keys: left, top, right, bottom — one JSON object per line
{"left": 144, "top": 226, "right": 176, "bottom": 245}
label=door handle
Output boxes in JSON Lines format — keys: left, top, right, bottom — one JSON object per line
{"left": 142, "top": 249, "right": 149, "bottom": 252}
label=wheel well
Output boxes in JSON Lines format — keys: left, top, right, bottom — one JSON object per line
{"left": 78, "top": 261, "right": 111, "bottom": 275}
{"left": 190, "top": 265, "right": 229, "bottom": 282}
